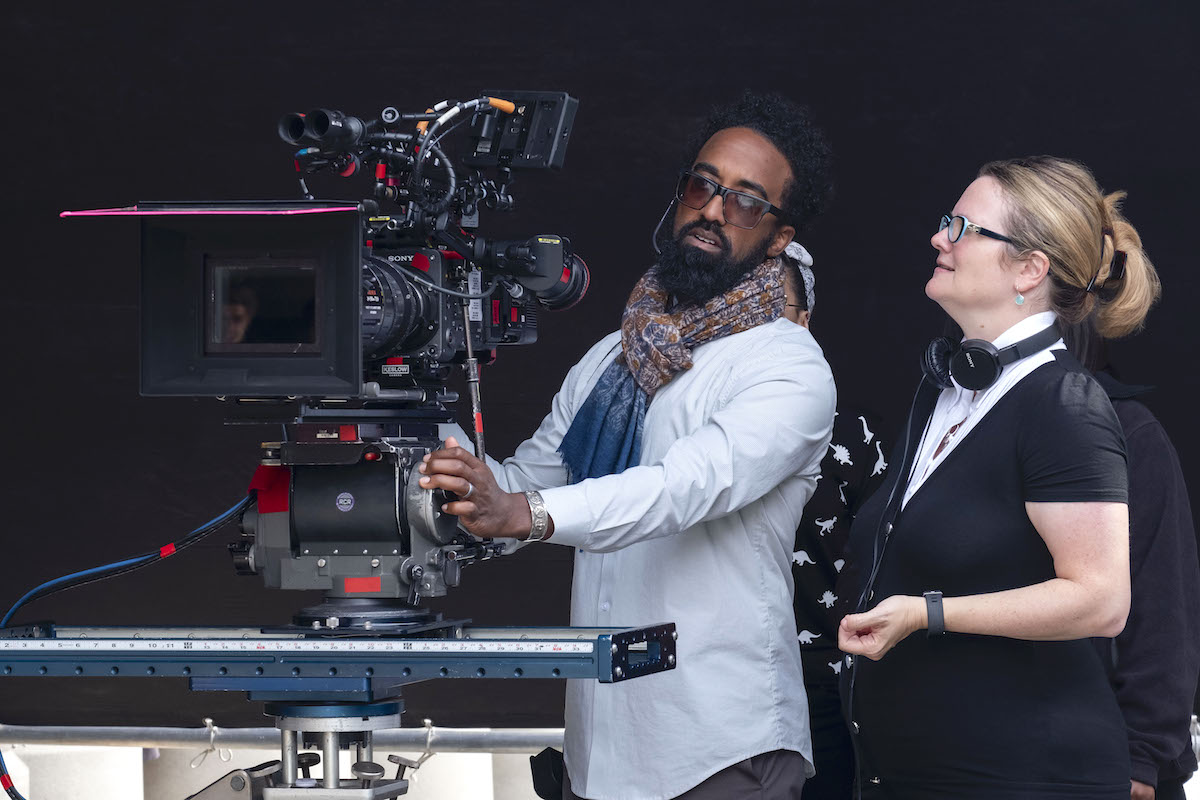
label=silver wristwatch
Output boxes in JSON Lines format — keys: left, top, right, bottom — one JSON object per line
{"left": 524, "top": 490, "right": 549, "bottom": 542}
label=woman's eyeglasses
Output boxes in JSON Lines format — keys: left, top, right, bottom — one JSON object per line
{"left": 939, "top": 214, "right": 1014, "bottom": 244}
{"left": 676, "top": 170, "right": 784, "bottom": 230}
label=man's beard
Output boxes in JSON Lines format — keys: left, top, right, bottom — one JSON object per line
{"left": 654, "top": 218, "right": 774, "bottom": 308}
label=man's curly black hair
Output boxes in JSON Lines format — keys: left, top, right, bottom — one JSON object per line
{"left": 683, "top": 90, "right": 833, "bottom": 233}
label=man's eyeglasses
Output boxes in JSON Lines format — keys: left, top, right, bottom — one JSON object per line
{"left": 939, "top": 214, "right": 1014, "bottom": 244}
{"left": 676, "top": 170, "right": 784, "bottom": 230}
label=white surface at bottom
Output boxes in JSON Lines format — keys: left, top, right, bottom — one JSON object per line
{"left": 3, "top": 743, "right": 1196, "bottom": 798}
{"left": 3, "top": 745, "right": 541, "bottom": 800}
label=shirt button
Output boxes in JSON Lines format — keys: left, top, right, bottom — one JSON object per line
{"left": 869, "top": 776, "right": 882, "bottom": 785}
{"left": 851, "top": 721, "right": 860, "bottom": 733}
{"left": 868, "top": 590, "right": 875, "bottom": 601}
{"left": 884, "top": 522, "right": 893, "bottom": 535}
{"left": 600, "top": 602, "right": 610, "bottom": 611}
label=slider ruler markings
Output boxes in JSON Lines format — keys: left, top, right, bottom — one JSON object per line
{"left": 0, "top": 640, "right": 594, "bottom": 654}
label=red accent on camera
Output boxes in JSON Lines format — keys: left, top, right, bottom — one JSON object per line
{"left": 159, "top": 543, "right": 177, "bottom": 559}
{"left": 344, "top": 577, "right": 382, "bottom": 594}
{"left": 412, "top": 253, "right": 431, "bottom": 272}
{"left": 249, "top": 465, "right": 292, "bottom": 513}
{"left": 339, "top": 425, "right": 358, "bottom": 442}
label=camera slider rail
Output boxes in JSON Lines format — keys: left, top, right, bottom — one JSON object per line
{"left": 0, "top": 622, "right": 677, "bottom": 797}
{"left": 0, "top": 623, "right": 677, "bottom": 702}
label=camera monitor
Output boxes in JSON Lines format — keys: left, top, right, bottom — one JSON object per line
{"left": 135, "top": 201, "right": 363, "bottom": 397}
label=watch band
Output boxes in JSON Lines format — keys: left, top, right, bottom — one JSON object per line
{"left": 923, "top": 590, "right": 945, "bottom": 637}
{"left": 524, "top": 491, "right": 549, "bottom": 542}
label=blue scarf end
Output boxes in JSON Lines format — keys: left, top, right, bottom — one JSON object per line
{"left": 557, "top": 358, "right": 646, "bottom": 484}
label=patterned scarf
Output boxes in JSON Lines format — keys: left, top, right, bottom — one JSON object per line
{"left": 557, "top": 256, "right": 786, "bottom": 483}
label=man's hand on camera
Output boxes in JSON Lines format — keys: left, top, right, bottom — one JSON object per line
{"left": 418, "top": 436, "right": 552, "bottom": 541}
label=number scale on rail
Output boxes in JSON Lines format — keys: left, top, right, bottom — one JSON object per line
{"left": 0, "top": 624, "right": 677, "bottom": 695}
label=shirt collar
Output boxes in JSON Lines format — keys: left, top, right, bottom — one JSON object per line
{"left": 989, "top": 310, "right": 1058, "bottom": 349}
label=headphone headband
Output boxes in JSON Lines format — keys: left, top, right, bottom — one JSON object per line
{"left": 993, "top": 323, "right": 1064, "bottom": 368}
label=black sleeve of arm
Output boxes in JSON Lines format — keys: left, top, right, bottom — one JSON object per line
{"left": 1019, "top": 369, "right": 1128, "bottom": 503}
{"left": 1110, "top": 407, "right": 1200, "bottom": 785}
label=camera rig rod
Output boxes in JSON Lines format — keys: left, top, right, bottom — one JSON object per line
{"left": 460, "top": 303, "right": 485, "bottom": 459}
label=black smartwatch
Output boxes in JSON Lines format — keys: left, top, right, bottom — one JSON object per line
{"left": 923, "top": 590, "right": 945, "bottom": 637}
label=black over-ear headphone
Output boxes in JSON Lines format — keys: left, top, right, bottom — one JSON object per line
{"left": 921, "top": 323, "right": 1062, "bottom": 391}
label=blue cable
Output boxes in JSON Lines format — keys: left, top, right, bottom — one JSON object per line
{"left": 0, "top": 555, "right": 154, "bottom": 629}
{"left": 0, "top": 749, "right": 27, "bottom": 799}
{"left": 188, "top": 503, "right": 244, "bottom": 534}
{"left": 0, "top": 498, "right": 249, "bottom": 629}
{"left": 0, "top": 495, "right": 251, "bottom": 800}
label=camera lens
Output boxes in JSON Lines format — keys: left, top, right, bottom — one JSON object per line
{"left": 536, "top": 253, "right": 590, "bottom": 311}
{"left": 361, "top": 256, "right": 436, "bottom": 360}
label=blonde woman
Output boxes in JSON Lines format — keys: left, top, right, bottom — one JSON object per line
{"left": 838, "top": 156, "right": 1159, "bottom": 799}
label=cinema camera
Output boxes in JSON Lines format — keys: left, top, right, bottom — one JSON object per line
{"left": 74, "top": 90, "right": 593, "bottom": 624}
{"left": 0, "top": 92, "right": 677, "bottom": 799}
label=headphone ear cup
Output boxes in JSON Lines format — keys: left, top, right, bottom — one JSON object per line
{"left": 950, "top": 339, "right": 1002, "bottom": 391}
{"left": 921, "top": 337, "right": 956, "bottom": 389}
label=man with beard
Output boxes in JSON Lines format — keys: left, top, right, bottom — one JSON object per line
{"left": 420, "top": 92, "right": 835, "bottom": 800}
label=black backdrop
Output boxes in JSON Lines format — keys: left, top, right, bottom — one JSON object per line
{"left": 3, "top": 2, "right": 1197, "bottom": 728}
